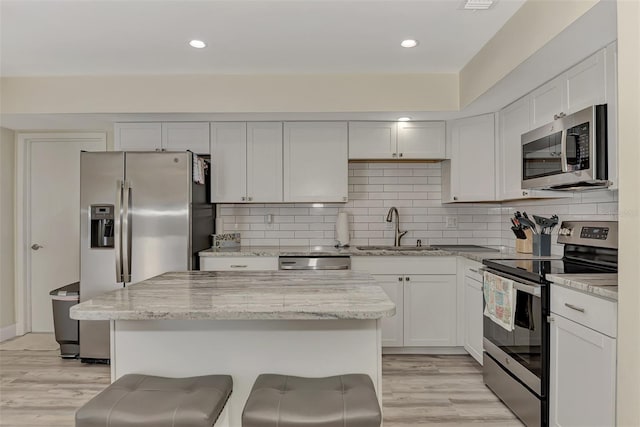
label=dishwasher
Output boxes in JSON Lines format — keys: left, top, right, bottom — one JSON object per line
{"left": 278, "top": 256, "right": 351, "bottom": 270}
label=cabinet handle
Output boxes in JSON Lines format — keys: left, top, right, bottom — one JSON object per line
{"left": 230, "top": 265, "right": 248, "bottom": 268}
{"left": 398, "top": 277, "right": 403, "bottom": 282}
{"left": 547, "top": 315, "right": 555, "bottom": 323}
{"left": 405, "top": 276, "right": 410, "bottom": 282}
{"left": 469, "top": 268, "right": 479, "bottom": 273}
{"left": 564, "top": 303, "right": 585, "bottom": 313}
{"left": 392, "top": 152, "right": 397, "bottom": 158}
{"left": 453, "top": 196, "right": 458, "bottom": 201}
{"left": 241, "top": 196, "right": 246, "bottom": 201}
{"left": 399, "top": 153, "right": 403, "bottom": 158}
{"left": 522, "top": 191, "right": 528, "bottom": 196}
{"left": 247, "top": 196, "right": 253, "bottom": 201}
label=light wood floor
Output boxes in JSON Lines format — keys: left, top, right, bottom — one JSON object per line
{"left": 1, "top": 334, "right": 522, "bottom": 426}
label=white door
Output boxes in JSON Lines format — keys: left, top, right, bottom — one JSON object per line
{"left": 403, "top": 274, "right": 457, "bottom": 346}
{"left": 397, "top": 121, "right": 446, "bottom": 159}
{"left": 348, "top": 122, "right": 397, "bottom": 160}
{"left": 550, "top": 314, "right": 616, "bottom": 427}
{"left": 30, "top": 139, "right": 105, "bottom": 332}
{"left": 114, "top": 123, "right": 161, "bottom": 151}
{"left": 464, "top": 275, "right": 483, "bottom": 364}
{"left": 373, "top": 274, "right": 404, "bottom": 347}
{"left": 210, "top": 122, "right": 247, "bottom": 203}
{"left": 530, "top": 75, "right": 565, "bottom": 129}
{"left": 161, "top": 122, "right": 210, "bottom": 154}
{"left": 565, "top": 49, "right": 606, "bottom": 115}
{"left": 498, "top": 96, "right": 530, "bottom": 200}
{"left": 283, "top": 122, "right": 348, "bottom": 202}
{"left": 246, "top": 122, "right": 283, "bottom": 202}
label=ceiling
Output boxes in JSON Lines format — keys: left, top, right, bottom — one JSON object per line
{"left": 0, "top": 0, "right": 526, "bottom": 76}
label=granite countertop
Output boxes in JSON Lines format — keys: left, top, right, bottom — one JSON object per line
{"left": 70, "top": 270, "right": 396, "bottom": 321}
{"left": 199, "top": 245, "right": 514, "bottom": 262}
{"left": 547, "top": 273, "right": 618, "bottom": 301}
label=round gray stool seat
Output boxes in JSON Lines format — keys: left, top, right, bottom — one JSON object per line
{"left": 242, "top": 374, "right": 381, "bottom": 427}
{"left": 76, "top": 373, "right": 232, "bottom": 427}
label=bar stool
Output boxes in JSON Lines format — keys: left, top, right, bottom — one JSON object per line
{"left": 242, "top": 373, "right": 381, "bottom": 427}
{"left": 76, "top": 374, "right": 232, "bottom": 427}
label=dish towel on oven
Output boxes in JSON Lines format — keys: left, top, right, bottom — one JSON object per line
{"left": 483, "top": 271, "right": 516, "bottom": 331}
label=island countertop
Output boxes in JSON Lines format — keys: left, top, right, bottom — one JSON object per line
{"left": 70, "top": 270, "right": 396, "bottom": 321}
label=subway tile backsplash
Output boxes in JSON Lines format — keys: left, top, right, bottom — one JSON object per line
{"left": 217, "top": 162, "right": 619, "bottom": 250}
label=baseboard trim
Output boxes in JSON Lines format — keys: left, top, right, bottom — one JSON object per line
{"left": 382, "top": 346, "right": 468, "bottom": 355}
{"left": 0, "top": 324, "right": 17, "bottom": 342}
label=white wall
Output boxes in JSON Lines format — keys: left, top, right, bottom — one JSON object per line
{"left": 218, "top": 162, "right": 502, "bottom": 247}
{"left": 616, "top": 0, "right": 640, "bottom": 423}
{"left": 0, "top": 127, "right": 16, "bottom": 330}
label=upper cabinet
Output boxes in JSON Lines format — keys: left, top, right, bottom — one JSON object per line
{"left": 114, "top": 122, "right": 210, "bottom": 153}
{"left": 348, "top": 121, "right": 445, "bottom": 160}
{"left": 530, "top": 49, "right": 606, "bottom": 129}
{"left": 284, "top": 122, "right": 348, "bottom": 203}
{"left": 442, "top": 113, "right": 496, "bottom": 203}
{"left": 210, "top": 122, "right": 283, "bottom": 203}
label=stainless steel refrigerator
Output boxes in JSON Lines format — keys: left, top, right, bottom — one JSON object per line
{"left": 79, "top": 151, "right": 213, "bottom": 362}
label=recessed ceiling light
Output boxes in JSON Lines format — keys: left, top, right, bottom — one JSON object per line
{"left": 462, "top": 0, "right": 495, "bottom": 10}
{"left": 189, "top": 40, "right": 207, "bottom": 49}
{"left": 400, "top": 39, "right": 419, "bottom": 48}
{"left": 398, "top": 117, "right": 411, "bottom": 122}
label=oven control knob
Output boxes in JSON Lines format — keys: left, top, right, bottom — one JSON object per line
{"left": 559, "top": 227, "right": 572, "bottom": 236}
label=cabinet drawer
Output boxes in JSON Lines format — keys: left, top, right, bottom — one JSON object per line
{"left": 351, "top": 256, "right": 457, "bottom": 275}
{"left": 200, "top": 257, "right": 278, "bottom": 271}
{"left": 551, "top": 284, "right": 617, "bottom": 337}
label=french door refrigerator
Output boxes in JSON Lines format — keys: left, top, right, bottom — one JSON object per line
{"left": 79, "top": 151, "right": 213, "bottom": 362}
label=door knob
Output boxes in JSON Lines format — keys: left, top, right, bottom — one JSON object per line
{"left": 31, "top": 244, "right": 43, "bottom": 250}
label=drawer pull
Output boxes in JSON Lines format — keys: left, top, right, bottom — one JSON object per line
{"left": 564, "top": 303, "right": 585, "bottom": 313}
{"left": 230, "top": 265, "right": 248, "bottom": 268}
{"left": 469, "top": 268, "right": 479, "bottom": 273}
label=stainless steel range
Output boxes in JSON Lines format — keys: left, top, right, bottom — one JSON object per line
{"left": 481, "top": 220, "right": 618, "bottom": 427}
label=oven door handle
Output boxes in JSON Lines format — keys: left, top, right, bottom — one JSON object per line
{"left": 483, "top": 269, "right": 542, "bottom": 297}
{"left": 513, "top": 282, "right": 541, "bottom": 297}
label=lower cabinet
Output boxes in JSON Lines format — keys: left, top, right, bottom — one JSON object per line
{"left": 351, "top": 257, "right": 457, "bottom": 348}
{"left": 463, "top": 274, "right": 483, "bottom": 364}
{"left": 403, "top": 275, "right": 457, "bottom": 346}
{"left": 549, "top": 285, "right": 617, "bottom": 427}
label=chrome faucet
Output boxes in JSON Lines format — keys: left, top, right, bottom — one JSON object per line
{"left": 386, "top": 207, "right": 407, "bottom": 247}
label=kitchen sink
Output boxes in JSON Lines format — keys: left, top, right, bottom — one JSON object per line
{"left": 355, "top": 245, "right": 440, "bottom": 251}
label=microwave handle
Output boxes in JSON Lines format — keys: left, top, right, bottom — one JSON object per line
{"left": 560, "top": 129, "right": 569, "bottom": 172}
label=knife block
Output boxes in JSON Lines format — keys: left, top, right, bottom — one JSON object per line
{"left": 515, "top": 229, "right": 533, "bottom": 253}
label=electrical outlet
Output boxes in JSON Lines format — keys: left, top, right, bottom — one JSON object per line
{"left": 445, "top": 216, "right": 457, "bottom": 229}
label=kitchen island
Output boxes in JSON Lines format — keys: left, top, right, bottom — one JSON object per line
{"left": 71, "top": 270, "right": 395, "bottom": 425}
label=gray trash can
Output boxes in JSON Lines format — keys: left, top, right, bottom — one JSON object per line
{"left": 50, "top": 282, "right": 80, "bottom": 358}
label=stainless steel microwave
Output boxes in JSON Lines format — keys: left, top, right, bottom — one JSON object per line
{"left": 521, "top": 105, "right": 609, "bottom": 191}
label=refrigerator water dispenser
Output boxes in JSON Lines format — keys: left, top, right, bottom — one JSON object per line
{"left": 90, "top": 205, "right": 114, "bottom": 248}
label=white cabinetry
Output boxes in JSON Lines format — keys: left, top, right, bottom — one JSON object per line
{"left": 461, "top": 260, "right": 483, "bottom": 365}
{"left": 375, "top": 275, "right": 405, "bottom": 347}
{"left": 348, "top": 121, "right": 445, "bottom": 160}
{"left": 397, "top": 122, "right": 446, "bottom": 159}
{"left": 284, "top": 122, "right": 348, "bottom": 202}
{"left": 115, "top": 122, "right": 210, "bottom": 153}
{"left": 161, "top": 123, "right": 210, "bottom": 153}
{"left": 351, "top": 257, "right": 457, "bottom": 349}
{"left": 549, "top": 284, "right": 617, "bottom": 427}
{"left": 442, "top": 113, "right": 496, "bottom": 202}
{"left": 114, "top": 123, "right": 162, "bottom": 151}
{"left": 530, "top": 49, "right": 607, "bottom": 129}
{"left": 210, "top": 122, "right": 283, "bottom": 203}
{"left": 404, "top": 274, "right": 457, "bottom": 346}
{"left": 210, "top": 122, "right": 247, "bottom": 203}
{"left": 200, "top": 256, "right": 278, "bottom": 271}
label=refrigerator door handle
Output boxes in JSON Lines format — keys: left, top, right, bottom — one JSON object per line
{"left": 122, "top": 181, "right": 132, "bottom": 283}
{"left": 114, "top": 180, "right": 123, "bottom": 283}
